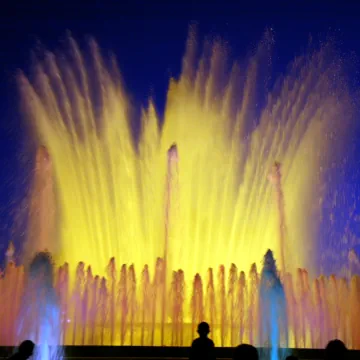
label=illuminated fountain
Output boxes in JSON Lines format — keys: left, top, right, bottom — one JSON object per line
{"left": 1, "top": 246, "right": 360, "bottom": 349}
{"left": 258, "top": 250, "right": 288, "bottom": 360}
{"left": 0, "top": 33, "right": 359, "bottom": 349}
{"left": 17, "top": 252, "right": 63, "bottom": 360}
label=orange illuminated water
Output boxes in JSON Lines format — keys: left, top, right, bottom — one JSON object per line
{"left": 0, "top": 33, "right": 357, "bottom": 348}
{"left": 1, "top": 253, "right": 360, "bottom": 348}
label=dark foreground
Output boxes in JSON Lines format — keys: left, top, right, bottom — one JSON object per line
{"left": 0, "top": 346, "right": 359, "bottom": 360}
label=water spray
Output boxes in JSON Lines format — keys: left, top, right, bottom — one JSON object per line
{"left": 162, "top": 144, "right": 179, "bottom": 345}
{"left": 269, "top": 162, "right": 287, "bottom": 274}
{"left": 5, "top": 241, "right": 15, "bottom": 266}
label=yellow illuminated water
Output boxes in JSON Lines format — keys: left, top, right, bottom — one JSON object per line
{"left": 19, "top": 34, "right": 352, "bottom": 280}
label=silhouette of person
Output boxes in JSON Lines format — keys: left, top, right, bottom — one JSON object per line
{"left": 233, "top": 344, "right": 258, "bottom": 360}
{"left": 8, "top": 340, "right": 35, "bottom": 360}
{"left": 233, "top": 344, "right": 259, "bottom": 360}
{"left": 325, "top": 339, "right": 348, "bottom": 360}
{"left": 189, "top": 322, "right": 215, "bottom": 360}
{"left": 285, "top": 356, "right": 298, "bottom": 360}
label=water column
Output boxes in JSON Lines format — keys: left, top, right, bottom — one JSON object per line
{"left": 5, "top": 242, "right": 15, "bottom": 267}
{"left": 259, "top": 250, "right": 288, "bottom": 360}
{"left": 269, "top": 162, "right": 287, "bottom": 274}
{"left": 17, "top": 252, "right": 63, "bottom": 360}
{"left": 162, "top": 144, "right": 179, "bottom": 345}
{"left": 25, "top": 146, "right": 58, "bottom": 264}
{"left": 264, "top": 162, "right": 289, "bottom": 359}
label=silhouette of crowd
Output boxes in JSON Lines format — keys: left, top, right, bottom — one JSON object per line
{"left": 188, "top": 322, "right": 348, "bottom": 360}
{"left": 9, "top": 323, "right": 349, "bottom": 360}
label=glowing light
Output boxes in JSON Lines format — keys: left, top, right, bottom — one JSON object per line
{"left": 20, "top": 35, "right": 351, "bottom": 280}
{"left": 16, "top": 252, "right": 63, "bottom": 360}
{"left": 2, "top": 32, "right": 354, "bottom": 348}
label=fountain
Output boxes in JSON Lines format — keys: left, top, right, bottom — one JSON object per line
{"left": 1, "top": 247, "right": 360, "bottom": 349}
{"left": 0, "top": 32, "right": 358, "bottom": 352}
{"left": 258, "top": 250, "right": 288, "bottom": 360}
{"left": 16, "top": 252, "right": 63, "bottom": 360}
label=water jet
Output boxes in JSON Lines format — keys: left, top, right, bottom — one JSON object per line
{"left": 0, "top": 34, "right": 357, "bottom": 352}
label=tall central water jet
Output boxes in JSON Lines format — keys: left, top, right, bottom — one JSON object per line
{"left": 259, "top": 250, "right": 288, "bottom": 360}
{"left": 268, "top": 162, "right": 287, "bottom": 274}
{"left": 24, "top": 146, "right": 57, "bottom": 262}
{"left": 162, "top": 143, "right": 179, "bottom": 345}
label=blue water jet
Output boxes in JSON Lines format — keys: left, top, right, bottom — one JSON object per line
{"left": 17, "top": 252, "right": 63, "bottom": 360}
{"left": 259, "top": 250, "right": 288, "bottom": 360}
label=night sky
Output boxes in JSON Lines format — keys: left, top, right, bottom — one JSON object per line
{"left": 0, "top": 0, "right": 360, "bottom": 271}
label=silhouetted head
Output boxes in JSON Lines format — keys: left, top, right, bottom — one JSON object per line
{"left": 325, "top": 339, "right": 347, "bottom": 360}
{"left": 18, "top": 340, "right": 35, "bottom": 359}
{"left": 285, "top": 356, "right": 298, "bottom": 360}
{"left": 197, "top": 322, "right": 210, "bottom": 337}
{"left": 233, "top": 344, "right": 258, "bottom": 360}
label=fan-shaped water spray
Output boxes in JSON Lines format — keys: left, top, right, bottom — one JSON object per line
{"left": 19, "top": 34, "right": 352, "bottom": 277}
{"left": 0, "top": 33, "right": 357, "bottom": 350}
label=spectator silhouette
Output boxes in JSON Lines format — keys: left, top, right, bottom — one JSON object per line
{"left": 285, "top": 356, "right": 298, "bottom": 360}
{"left": 325, "top": 339, "right": 347, "bottom": 360}
{"left": 189, "top": 322, "right": 215, "bottom": 360}
{"left": 8, "top": 340, "right": 35, "bottom": 360}
{"left": 233, "top": 344, "right": 258, "bottom": 360}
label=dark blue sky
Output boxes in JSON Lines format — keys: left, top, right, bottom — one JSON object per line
{"left": 1, "top": 0, "right": 360, "bottom": 268}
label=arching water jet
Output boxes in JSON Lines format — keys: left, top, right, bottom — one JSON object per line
{"left": 16, "top": 35, "right": 353, "bottom": 278}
